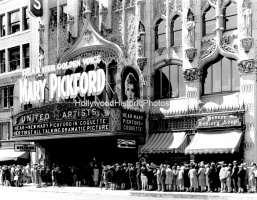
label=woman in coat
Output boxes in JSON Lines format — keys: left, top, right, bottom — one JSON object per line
{"left": 205, "top": 164, "right": 210, "bottom": 192}
{"left": 198, "top": 164, "right": 206, "bottom": 192}
{"left": 14, "top": 165, "right": 22, "bottom": 187}
{"left": 165, "top": 165, "right": 173, "bottom": 191}
{"left": 188, "top": 164, "right": 198, "bottom": 192}
{"left": 226, "top": 166, "right": 232, "bottom": 193}
{"left": 154, "top": 166, "right": 161, "bottom": 191}
{"left": 172, "top": 166, "right": 179, "bottom": 191}
{"left": 208, "top": 163, "right": 216, "bottom": 192}
{"left": 177, "top": 166, "right": 185, "bottom": 192}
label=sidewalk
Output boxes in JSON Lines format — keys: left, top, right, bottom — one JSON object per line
{"left": 0, "top": 184, "right": 130, "bottom": 195}
{"left": 0, "top": 184, "right": 257, "bottom": 200}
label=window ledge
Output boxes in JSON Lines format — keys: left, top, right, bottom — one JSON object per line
{"left": 171, "top": 45, "right": 182, "bottom": 52}
{"left": 0, "top": 108, "right": 12, "bottom": 113}
{"left": 202, "top": 90, "right": 240, "bottom": 98}
{"left": 0, "top": 29, "right": 31, "bottom": 41}
{"left": 0, "top": 0, "right": 12, "bottom": 5}
{"left": 154, "top": 96, "right": 186, "bottom": 101}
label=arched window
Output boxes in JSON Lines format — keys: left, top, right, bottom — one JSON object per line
{"left": 171, "top": 15, "right": 182, "bottom": 46}
{"left": 155, "top": 19, "right": 166, "bottom": 49}
{"left": 154, "top": 64, "right": 185, "bottom": 99}
{"left": 203, "top": 57, "right": 240, "bottom": 95}
{"left": 202, "top": 6, "right": 215, "bottom": 35}
{"left": 224, "top": 2, "right": 237, "bottom": 31}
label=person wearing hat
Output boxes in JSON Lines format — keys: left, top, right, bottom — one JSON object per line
{"left": 198, "top": 164, "right": 206, "bottom": 192}
{"left": 129, "top": 163, "right": 136, "bottom": 190}
{"left": 231, "top": 161, "right": 239, "bottom": 192}
{"left": 140, "top": 163, "right": 148, "bottom": 191}
{"left": 237, "top": 164, "right": 246, "bottom": 193}
{"left": 219, "top": 164, "right": 227, "bottom": 193}
{"left": 135, "top": 162, "right": 141, "bottom": 190}
{"left": 10, "top": 164, "right": 15, "bottom": 186}
{"left": 14, "top": 165, "right": 22, "bottom": 187}
{"left": 31, "top": 164, "right": 38, "bottom": 186}
{"left": 248, "top": 162, "right": 256, "bottom": 193}
{"left": 165, "top": 165, "right": 173, "bottom": 191}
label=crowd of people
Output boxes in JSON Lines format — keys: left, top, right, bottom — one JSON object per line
{"left": 1, "top": 160, "right": 257, "bottom": 194}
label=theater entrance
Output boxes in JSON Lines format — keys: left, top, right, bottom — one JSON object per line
{"left": 43, "top": 137, "right": 138, "bottom": 166}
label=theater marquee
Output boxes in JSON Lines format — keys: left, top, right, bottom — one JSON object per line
{"left": 12, "top": 103, "right": 145, "bottom": 139}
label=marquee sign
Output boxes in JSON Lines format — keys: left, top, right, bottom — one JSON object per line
{"left": 12, "top": 104, "right": 110, "bottom": 138}
{"left": 19, "top": 56, "right": 105, "bottom": 104}
{"left": 121, "top": 110, "right": 145, "bottom": 133}
{"left": 12, "top": 104, "right": 145, "bottom": 139}
{"left": 197, "top": 114, "right": 242, "bottom": 129}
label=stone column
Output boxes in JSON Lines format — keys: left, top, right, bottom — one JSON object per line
{"left": 182, "top": 0, "right": 200, "bottom": 110}
{"left": 237, "top": 0, "right": 256, "bottom": 165}
{"left": 32, "top": 142, "right": 46, "bottom": 166}
{"left": 238, "top": 60, "right": 256, "bottom": 164}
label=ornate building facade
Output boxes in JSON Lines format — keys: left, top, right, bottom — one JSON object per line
{"left": 1, "top": 0, "right": 257, "bottom": 166}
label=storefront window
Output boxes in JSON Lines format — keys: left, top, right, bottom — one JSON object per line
{"left": 202, "top": 6, "right": 215, "bottom": 35}
{"left": 171, "top": 15, "right": 182, "bottom": 46}
{"left": 224, "top": 2, "right": 237, "bottom": 31}
{"left": 9, "top": 10, "right": 20, "bottom": 34}
{"left": 203, "top": 57, "right": 239, "bottom": 95}
{"left": 154, "top": 65, "right": 185, "bottom": 99}
{"left": 155, "top": 19, "right": 166, "bottom": 49}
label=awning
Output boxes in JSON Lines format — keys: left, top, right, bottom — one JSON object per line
{"left": 141, "top": 132, "right": 187, "bottom": 154}
{"left": 185, "top": 130, "right": 242, "bottom": 154}
{"left": 0, "top": 149, "right": 29, "bottom": 162}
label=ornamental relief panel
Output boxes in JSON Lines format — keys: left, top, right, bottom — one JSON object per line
{"left": 111, "top": 11, "right": 123, "bottom": 47}
{"left": 125, "top": 7, "right": 137, "bottom": 64}
{"left": 239, "top": 2, "right": 252, "bottom": 38}
{"left": 183, "top": 68, "right": 203, "bottom": 82}
{"left": 200, "top": 39, "right": 217, "bottom": 60}
{"left": 153, "top": 0, "right": 166, "bottom": 20}
{"left": 59, "top": 26, "right": 72, "bottom": 57}
{"left": 237, "top": 59, "right": 256, "bottom": 74}
{"left": 48, "top": 29, "right": 58, "bottom": 65}
{"left": 220, "top": 36, "right": 238, "bottom": 54}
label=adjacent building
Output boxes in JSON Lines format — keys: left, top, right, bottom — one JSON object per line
{"left": 0, "top": 0, "right": 39, "bottom": 163}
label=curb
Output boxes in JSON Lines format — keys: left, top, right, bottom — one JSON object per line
{"left": 130, "top": 191, "right": 257, "bottom": 200}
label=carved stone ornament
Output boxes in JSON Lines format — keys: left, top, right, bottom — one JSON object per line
{"left": 237, "top": 59, "right": 257, "bottom": 74}
{"left": 201, "top": 39, "right": 216, "bottom": 60}
{"left": 241, "top": 2, "right": 252, "bottom": 37}
{"left": 137, "top": 57, "right": 147, "bottom": 71}
{"left": 240, "top": 37, "right": 254, "bottom": 53}
{"left": 38, "top": 22, "right": 45, "bottom": 32}
{"left": 84, "top": 29, "right": 92, "bottom": 43}
{"left": 220, "top": 36, "right": 237, "bottom": 54}
{"left": 156, "top": 47, "right": 166, "bottom": 56}
{"left": 185, "top": 48, "right": 197, "bottom": 62}
{"left": 183, "top": 68, "right": 203, "bottom": 82}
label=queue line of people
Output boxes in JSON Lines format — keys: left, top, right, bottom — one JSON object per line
{"left": 1, "top": 161, "right": 257, "bottom": 194}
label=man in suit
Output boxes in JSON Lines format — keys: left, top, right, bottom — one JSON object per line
{"left": 231, "top": 161, "right": 239, "bottom": 193}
